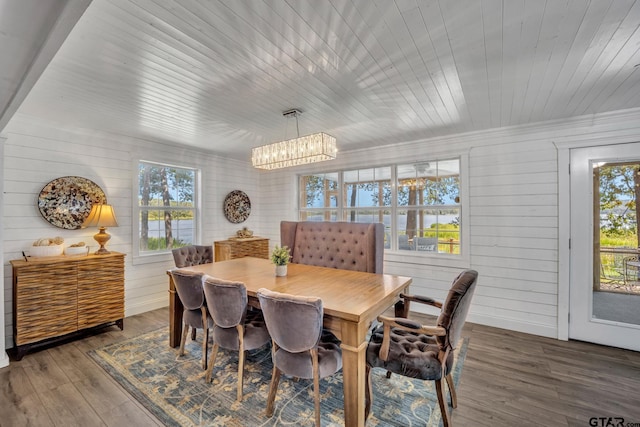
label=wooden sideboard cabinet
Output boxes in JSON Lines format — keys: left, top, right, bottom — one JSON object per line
{"left": 214, "top": 237, "right": 269, "bottom": 261}
{"left": 11, "top": 252, "right": 125, "bottom": 360}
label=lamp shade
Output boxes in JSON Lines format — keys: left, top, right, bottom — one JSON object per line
{"left": 82, "top": 203, "right": 119, "bottom": 228}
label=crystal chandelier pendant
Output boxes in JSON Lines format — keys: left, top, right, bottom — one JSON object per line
{"left": 251, "top": 109, "right": 337, "bottom": 170}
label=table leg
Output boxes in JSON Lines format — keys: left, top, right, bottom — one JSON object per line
{"left": 340, "top": 323, "right": 367, "bottom": 427}
{"left": 168, "top": 276, "right": 183, "bottom": 348}
{"left": 394, "top": 298, "right": 407, "bottom": 317}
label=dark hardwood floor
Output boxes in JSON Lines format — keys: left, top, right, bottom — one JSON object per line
{"left": 1, "top": 307, "right": 639, "bottom": 426}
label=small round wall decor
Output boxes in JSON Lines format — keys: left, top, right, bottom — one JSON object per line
{"left": 38, "top": 176, "right": 107, "bottom": 229}
{"left": 223, "top": 190, "right": 251, "bottom": 223}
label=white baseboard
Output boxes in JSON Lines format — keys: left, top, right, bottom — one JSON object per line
{"left": 409, "top": 304, "right": 559, "bottom": 339}
{"left": 125, "top": 297, "right": 168, "bottom": 318}
{"left": 466, "top": 312, "right": 558, "bottom": 339}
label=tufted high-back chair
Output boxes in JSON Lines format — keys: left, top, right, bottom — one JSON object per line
{"left": 365, "top": 269, "right": 478, "bottom": 427}
{"left": 168, "top": 269, "right": 213, "bottom": 370}
{"left": 280, "top": 221, "right": 384, "bottom": 273}
{"left": 172, "top": 245, "right": 214, "bottom": 268}
{"left": 257, "top": 288, "right": 343, "bottom": 427}
{"left": 202, "top": 276, "right": 270, "bottom": 402}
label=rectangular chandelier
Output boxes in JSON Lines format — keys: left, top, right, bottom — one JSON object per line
{"left": 251, "top": 133, "right": 337, "bottom": 170}
{"left": 251, "top": 109, "right": 337, "bottom": 170}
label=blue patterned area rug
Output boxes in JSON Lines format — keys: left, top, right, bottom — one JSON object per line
{"left": 89, "top": 328, "right": 468, "bottom": 427}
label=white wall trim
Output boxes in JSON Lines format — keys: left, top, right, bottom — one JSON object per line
{"left": 0, "top": 136, "right": 9, "bottom": 366}
{"left": 556, "top": 146, "right": 570, "bottom": 340}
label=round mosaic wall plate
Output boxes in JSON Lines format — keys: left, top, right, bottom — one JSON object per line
{"left": 38, "top": 176, "right": 107, "bottom": 230}
{"left": 223, "top": 190, "right": 251, "bottom": 223}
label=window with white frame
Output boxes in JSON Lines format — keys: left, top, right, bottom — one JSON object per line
{"left": 299, "top": 172, "right": 339, "bottom": 221}
{"left": 138, "top": 161, "right": 198, "bottom": 254}
{"left": 396, "top": 159, "right": 460, "bottom": 254}
{"left": 299, "top": 158, "right": 461, "bottom": 254}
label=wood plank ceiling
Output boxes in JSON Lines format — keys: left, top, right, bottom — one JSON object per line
{"left": 9, "top": 0, "right": 640, "bottom": 161}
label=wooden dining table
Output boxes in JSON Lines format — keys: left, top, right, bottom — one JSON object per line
{"left": 167, "top": 256, "right": 412, "bottom": 427}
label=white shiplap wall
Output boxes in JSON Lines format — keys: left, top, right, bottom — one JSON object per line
{"left": 4, "top": 108, "right": 640, "bottom": 350}
{"left": 255, "top": 108, "right": 640, "bottom": 339}
{"left": 2, "top": 115, "right": 260, "bottom": 349}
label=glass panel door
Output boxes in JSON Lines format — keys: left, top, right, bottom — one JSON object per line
{"left": 569, "top": 143, "right": 640, "bottom": 351}
{"left": 593, "top": 161, "right": 640, "bottom": 325}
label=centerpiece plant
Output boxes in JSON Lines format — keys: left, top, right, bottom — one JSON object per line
{"left": 271, "top": 245, "right": 291, "bottom": 276}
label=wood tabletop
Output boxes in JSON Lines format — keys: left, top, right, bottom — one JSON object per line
{"left": 173, "top": 257, "right": 412, "bottom": 324}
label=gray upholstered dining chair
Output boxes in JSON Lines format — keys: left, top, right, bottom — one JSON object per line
{"left": 168, "top": 269, "right": 213, "bottom": 370}
{"left": 203, "top": 276, "right": 270, "bottom": 401}
{"left": 365, "top": 269, "right": 478, "bottom": 427}
{"left": 257, "top": 288, "right": 342, "bottom": 427}
{"left": 172, "top": 245, "right": 214, "bottom": 268}
{"left": 172, "top": 245, "right": 213, "bottom": 341}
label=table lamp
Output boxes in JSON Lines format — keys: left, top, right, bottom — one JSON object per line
{"left": 82, "top": 203, "right": 119, "bottom": 254}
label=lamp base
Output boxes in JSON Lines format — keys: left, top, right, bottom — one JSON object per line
{"left": 93, "top": 227, "right": 112, "bottom": 255}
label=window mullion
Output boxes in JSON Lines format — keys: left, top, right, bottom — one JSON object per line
{"left": 391, "top": 165, "right": 397, "bottom": 250}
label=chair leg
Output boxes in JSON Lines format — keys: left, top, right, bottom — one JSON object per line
{"left": 205, "top": 343, "right": 219, "bottom": 383}
{"left": 191, "top": 328, "right": 197, "bottom": 341}
{"left": 311, "top": 349, "right": 320, "bottom": 427}
{"left": 386, "top": 371, "right": 392, "bottom": 379}
{"left": 435, "top": 378, "right": 452, "bottom": 427}
{"left": 179, "top": 323, "right": 189, "bottom": 356}
{"left": 237, "top": 349, "right": 246, "bottom": 401}
{"left": 365, "top": 365, "right": 373, "bottom": 419}
{"left": 236, "top": 325, "right": 245, "bottom": 402}
{"left": 200, "top": 308, "right": 209, "bottom": 370}
{"left": 265, "top": 366, "right": 281, "bottom": 417}
{"left": 445, "top": 372, "right": 457, "bottom": 408}
{"left": 201, "top": 328, "right": 209, "bottom": 370}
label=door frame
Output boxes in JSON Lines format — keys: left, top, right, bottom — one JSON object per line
{"left": 0, "top": 136, "right": 8, "bottom": 368}
{"left": 556, "top": 134, "right": 640, "bottom": 341}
